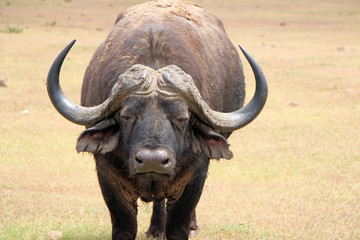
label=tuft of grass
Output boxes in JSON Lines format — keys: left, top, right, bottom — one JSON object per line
{"left": 0, "top": 25, "right": 23, "bottom": 33}
{"left": 46, "top": 20, "right": 57, "bottom": 26}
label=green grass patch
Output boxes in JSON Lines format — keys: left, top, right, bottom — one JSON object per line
{"left": 0, "top": 25, "right": 23, "bottom": 33}
{"left": 46, "top": 20, "right": 57, "bottom": 26}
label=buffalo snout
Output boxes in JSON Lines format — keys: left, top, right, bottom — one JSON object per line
{"left": 131, "top": 148, "right": 175, "bottom": 176}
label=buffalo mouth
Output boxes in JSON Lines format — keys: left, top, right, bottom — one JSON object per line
{"left": 135, "top": 172, "right": 169, "bottom": 202}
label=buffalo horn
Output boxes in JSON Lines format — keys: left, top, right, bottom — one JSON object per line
{"left": 47, "top": 40, "right": 117, "bottom": 126}
{"left": 161, "top": 46, "right": 268, "bottom": 132}
{"left": 197, "top": 45, "right": 268, "bottom": 131}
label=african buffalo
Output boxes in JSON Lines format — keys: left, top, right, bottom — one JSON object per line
{"left": 47, "top": 1, "right": 268, "bottom": 239}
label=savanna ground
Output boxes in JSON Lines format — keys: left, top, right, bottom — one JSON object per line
{"left": 0, "top": 0, "right": 359, "bottom": 239}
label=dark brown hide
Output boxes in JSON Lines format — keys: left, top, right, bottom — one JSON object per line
{"left": 81, "top": 1, "right": 245, "bottom": 115}
{"left": 78, "top": 1, "right": 245, "bottom": 239}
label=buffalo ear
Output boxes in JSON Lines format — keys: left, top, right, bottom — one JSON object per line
{"left": 193, "top": 120, "right": 233, "bottom": 160}
{"left": 76, "top": 118, "right": 120, "bottom": 154}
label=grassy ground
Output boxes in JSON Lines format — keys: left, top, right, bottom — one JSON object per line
{"left": 1, "top": 0, "right": 359, "bottom": 239}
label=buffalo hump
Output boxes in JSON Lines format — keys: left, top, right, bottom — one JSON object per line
{"left": 81, "top": 0, "right": 245, "bottom": 117}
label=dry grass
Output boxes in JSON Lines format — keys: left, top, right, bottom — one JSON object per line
{"left": 1, "top": 0, "right": 359, "bottom": 239}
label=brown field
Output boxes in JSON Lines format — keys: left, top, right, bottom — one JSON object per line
{"left": 0, "top": 0, "right": 359, "bottom": 239}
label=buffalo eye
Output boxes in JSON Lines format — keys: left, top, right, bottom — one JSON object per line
{"left": 118, "top": 109, "right": 136, "bottom": 123}
{"left": 121, "top": 115, "right": 132, "bottom": 122}
{"left": 171, "top": 117, "right": 189, "bottom": 131}
{"left": 115, "top": 110, "right": 136, "bottom": 126}
{"left": 175, "top": 117, "right": 188, "bottom": 125}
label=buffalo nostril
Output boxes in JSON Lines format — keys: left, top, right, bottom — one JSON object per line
{"left": 161, "top": 158, "right": 170, "bottom": 166}
{"left": 135, "top": 157, "right": 143, "bottom": 165}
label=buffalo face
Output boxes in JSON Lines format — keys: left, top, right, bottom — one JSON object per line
{"left": 118, "top": 94, "right": 190, "bottom": 201}
{"left": 120, "top": 95, "right": 188, "bottom": 176}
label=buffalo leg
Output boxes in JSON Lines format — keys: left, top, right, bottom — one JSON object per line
{"left": 165, "top": 159, "right": 209, "bottom": 240}
{"left": 146, "top": 198, "right": 166, "bottom": 239}
{"left": 95, "top": 157, "right": 138, "bottom": 240}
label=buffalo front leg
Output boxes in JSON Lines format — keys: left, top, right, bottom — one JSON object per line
{"left": 147, "top": 200, "right": 199, "bottom": 239}
{"left": 146, "top": 198, "right": 166, "bottom": 239}
{"left": 96, "top": 156, "right": 138, "bottom": 240}
{"left": 165, "top": 161, "right": 208, "bottom": 240}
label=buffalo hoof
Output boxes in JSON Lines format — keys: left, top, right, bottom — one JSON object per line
{"left": 189, "top": 230, "right": 197, "bottom": 238}
{"left": 146, "top": 228, "right": 165, "bottom": 240}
